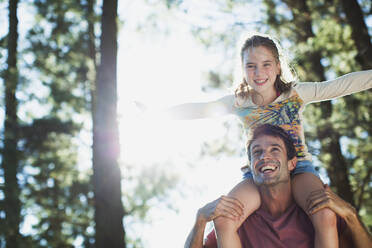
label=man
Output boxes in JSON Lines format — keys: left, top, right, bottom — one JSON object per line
{"left": 184, "top": 124, "right": 372, "bottom": 248}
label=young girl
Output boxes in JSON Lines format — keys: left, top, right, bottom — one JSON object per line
{"left": 151, "top": 33, "right": 372, "bottom": 247}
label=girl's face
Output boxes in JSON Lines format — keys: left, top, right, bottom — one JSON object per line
{"left": 242, "top": 46, "right": 281, "bottom": 95}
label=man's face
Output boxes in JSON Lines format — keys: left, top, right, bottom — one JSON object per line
{"left": 249, "top": 135, "right": 295, "bottom": 186}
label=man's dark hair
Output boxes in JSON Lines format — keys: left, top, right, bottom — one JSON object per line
{"left": 247, "top": 124, "right": 296, "bottom": 163}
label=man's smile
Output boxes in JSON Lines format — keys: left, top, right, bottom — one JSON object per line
{"left": 256, "top": 160, "right": 280, "bottom": 175}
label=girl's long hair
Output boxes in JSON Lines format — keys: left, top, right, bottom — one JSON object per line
{"left": 235, "top": 34, "right": 296, "bottom": 104}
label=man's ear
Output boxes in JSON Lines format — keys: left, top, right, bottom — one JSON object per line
{"left": 288, "top": 156, "right": 297, "bottom": 172}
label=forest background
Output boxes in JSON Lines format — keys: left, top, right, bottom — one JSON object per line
{"left": 0, "top": 0, "right": 371, "bottom": 247}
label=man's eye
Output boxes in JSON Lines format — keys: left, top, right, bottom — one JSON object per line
{"left": 246, "top": 65, "right": 255, "bottom": 69}
{"left": 253, "top": 150, "right": 261, "bottom": 155}
{"left": 264, "top": 63, "right": 271, "bottom": 67}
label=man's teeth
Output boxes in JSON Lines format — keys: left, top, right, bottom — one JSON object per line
{"left": 260, "top": 165, "right": 276, "bottom": 173}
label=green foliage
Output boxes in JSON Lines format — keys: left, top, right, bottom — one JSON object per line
{"left": 123, "top": 163, "right": 179, "bottom": 221}
{"left": 164, "top": 0, "right": 183, "bottom": 8}
{"left": 23, "top": 131, "right": 93, "bottom": 247}
{"left": 1, "top": 0, "right": 97, "bottom": 246}
{"left": 122, "top": 163, "right": 180, "bottom": 247}
{"left": 25, "top": 0, "right": 94, "bottom": 115}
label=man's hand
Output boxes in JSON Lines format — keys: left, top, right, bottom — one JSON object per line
{"left": 198, "top": 195, "right": 244, "bottom": 223}
{"left": 306, "top": 184, "right": 372, "bottom": 248}
{"left": 185, "top": 196, "right": 244, "bottom": 248}
{"left": 306, "top": 184, "right": 355, "bottom": 218}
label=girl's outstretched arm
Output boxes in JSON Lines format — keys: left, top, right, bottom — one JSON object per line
{"left": 136, "top": 94, "right": 235, "bottom": 120}
{"left": 167, "top": 95, "right": 235, "bottom": 120}
{"left": 296, "top": 69, "right": 372, "bottom": 103}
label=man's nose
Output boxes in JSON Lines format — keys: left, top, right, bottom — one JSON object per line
{"left": 259, "top": 150, "right": 269, "bottom": 160}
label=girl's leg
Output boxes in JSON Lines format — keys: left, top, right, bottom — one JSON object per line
{"left": 292, "top": 172, "right": 338, "bottom": 248}
{"left": 213, "top": 178, "right": 261, "bottom": 248}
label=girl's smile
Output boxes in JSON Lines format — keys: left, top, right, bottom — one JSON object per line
{"left": 242, "top": 46, "right": 281, "bottom": 105}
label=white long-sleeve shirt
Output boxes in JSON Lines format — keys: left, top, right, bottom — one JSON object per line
{"left": 229, "top": 70, "right": 372, "bottom": 161}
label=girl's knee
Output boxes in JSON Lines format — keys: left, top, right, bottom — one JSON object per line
{"left": 311, "top": 208, "right": 337, "bottom": 227}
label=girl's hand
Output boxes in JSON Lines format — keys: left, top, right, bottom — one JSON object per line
{"left": 197, "top": 195, "right": 244, "bottom": 223}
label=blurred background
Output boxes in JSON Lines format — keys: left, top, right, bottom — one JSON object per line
{"left": 0, "top": 0, "right": 371, "bottom": 247}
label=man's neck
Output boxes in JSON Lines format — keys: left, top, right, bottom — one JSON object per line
{"left": 259, "top": 181, "right": 294, "bottom": 218}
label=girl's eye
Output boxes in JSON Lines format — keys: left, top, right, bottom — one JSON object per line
{"left": 246, "top": 64, "right": 255, "bottom": 69}
{"left": 264, "top": 63, "right": 271, "bottom": 67}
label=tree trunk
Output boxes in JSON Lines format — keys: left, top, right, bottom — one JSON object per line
{"left": 316, "top": 124, "right": 355, "bottom": 203}
{"left": 2, "top": 0, "right": 21, "bottom": 247}
{"left": 282, "top": 0, "right": 326, "bottom": 82}
{"left": 283, "top": 0, "right": 355, "bottom": 204}
{"left": 92, "top": 0, "right": 126, "bottom": 247}
{"left": 339, "top": 0, "right": 372, "bottom": 69}
{"left": 87, "top": 0, "right": 97, "bottom": 109}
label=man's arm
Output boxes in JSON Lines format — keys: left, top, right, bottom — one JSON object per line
{"left": 184, "top": 196, "right": 244, "bottom": 248}
{"left": 337, "top": 210, "right": 372, "bottom": 248}
{"left": 184, "top": 216, "right": 208, "bottom": 248}
{"left": 307, "top": 185, "right": 372, "bottom": 248}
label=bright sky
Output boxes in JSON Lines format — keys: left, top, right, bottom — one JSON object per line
{"left": 117, "top": 1, "right": 249, "bottom": 247}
